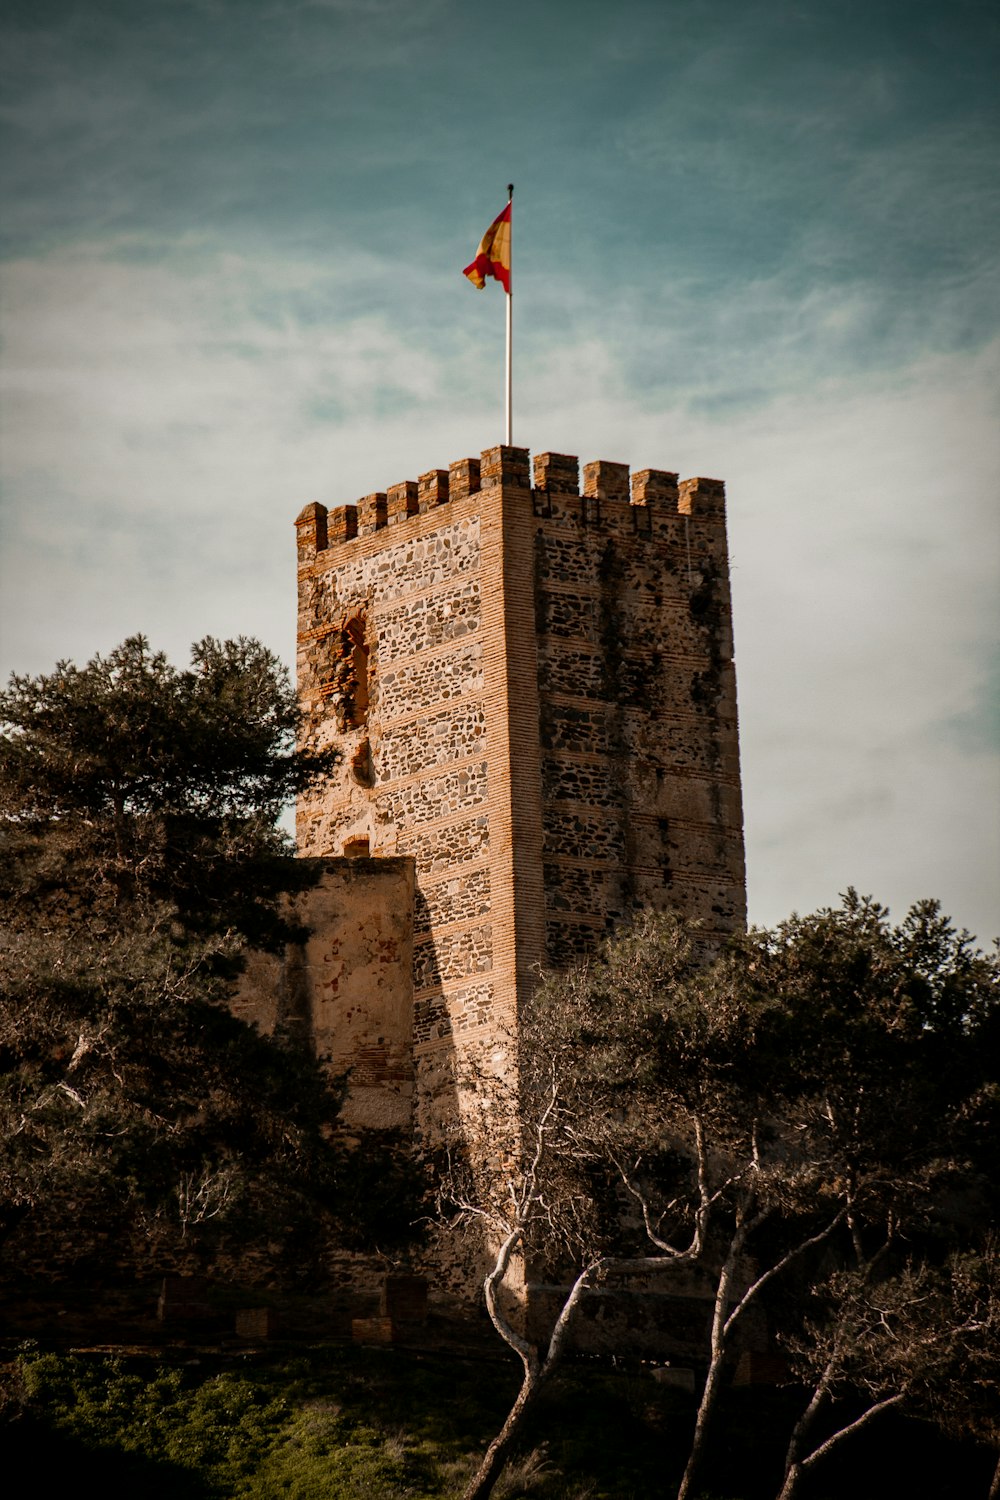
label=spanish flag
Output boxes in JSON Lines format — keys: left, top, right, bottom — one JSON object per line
{"left": 463, "top": 202, "right": 511, "bottom": 293}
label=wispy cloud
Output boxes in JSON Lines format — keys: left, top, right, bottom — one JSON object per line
{"left": 1, "top": 0, "right": 997, "bottom": 941}
{"left": 2, "top": 233, "right": 996, "bottom": 936}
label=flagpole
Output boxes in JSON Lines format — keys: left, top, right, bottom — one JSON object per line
{"left": 505, "top": 183, "right": 513, "bottom": 446}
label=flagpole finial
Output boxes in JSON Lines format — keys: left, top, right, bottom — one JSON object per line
{"left": 507, "top": 183, "right": 513, "bottom": 199}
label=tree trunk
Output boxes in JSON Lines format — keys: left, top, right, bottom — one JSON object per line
{"left": 987, "top": 1447, "right": 1000, "bottom": 1500}
{"left": 461, "top": 1367, "right": 545, "bottom": 1500}
{"left": 776, "top": 1461, "right": 804, "bottom": 1500}
{"left": 676, "top": 1246, "right": 737, "bottom": 1500}
{"left": 775, "top": 1392, "right": 904, "bottom": 1500}
{"left": 776, "top": 1364, "right": 834, "bottom": 1500}
{"left": 776, "top": 1406, "right": 819, "bottom": 1500}
{"left": 462, "top": 1244, "right": 600, "bottom": 1500}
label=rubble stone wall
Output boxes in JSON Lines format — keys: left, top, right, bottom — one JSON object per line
{"left": 233, "top": 857, "right": 414, "bottom": 1132}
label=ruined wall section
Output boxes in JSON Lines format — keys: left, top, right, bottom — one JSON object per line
{"left": 530, "top": 452, "right": 745, "bottom": 964}
{"left": 233, "top": 857, "right": 415, "bottom": 1132}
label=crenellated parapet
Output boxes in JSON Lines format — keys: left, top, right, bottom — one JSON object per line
{"left": 295, "top": 446, "right": 729, "bottom": 562}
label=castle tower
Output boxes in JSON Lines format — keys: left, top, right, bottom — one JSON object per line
{"left": 295, "top": 446, "right": 745, "bottom": 1125}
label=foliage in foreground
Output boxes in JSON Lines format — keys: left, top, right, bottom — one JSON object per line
{"left": 439, "top": 895, "right": 999, "bottom": 1500}
{"left": 0, "top": 635, "right": 417, "bottom": 1281}
{"left": 2, "top": 1343, "right": 993, "bottom": 1500}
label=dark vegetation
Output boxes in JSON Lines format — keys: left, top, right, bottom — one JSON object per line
{"left": 0, "top": 636, "right": 416, "bottom": 1282}
{"left": 441, "top": 903, "right": 999, "bottom": 1499}
{"left": 2, "top": 637, "right": 997, "bottom": 1497}
{"left": 1, "top": 1341, "right": 995, "bottom": 1499}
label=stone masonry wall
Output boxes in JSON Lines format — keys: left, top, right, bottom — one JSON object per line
{"left": 530, "top": 452, "right": 745, "bottom": 967}
{"left": 234, "top": 857, "right": 414, "bottom": 1132}
{"left": 295, "top": 445, "right": 745, "bottom": 1135}
{"left": 296, "top": 467, "right": 498, "bottom": 1130}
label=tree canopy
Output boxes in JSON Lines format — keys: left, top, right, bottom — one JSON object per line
{"left": 0, "top": 634, "right": 333, "bottom": 949}
{"left": 444, "top": 895, "right": 999, "bottom": 1500}
{"left": 0, "top": 635, "right": 410, "bottom": 1282}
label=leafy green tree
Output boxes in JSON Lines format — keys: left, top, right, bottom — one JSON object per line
{"left": 0, "top": 635, "right": 409, "bottom": 1280}
{"left": 0, "top": 634, "right": 326, "bottom": 947}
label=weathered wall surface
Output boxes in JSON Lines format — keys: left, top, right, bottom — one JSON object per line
{"left": 295, "top": 464, "right": 498, "bottom": 1128}
{"left": 530, "top": 452, "right": 745, "bottom": 967}
{"left": 294, "top": 444, "right": 746, "bottom": 1133}
{"left": 233, "top": 857, "right": 414, "bottom": 1131}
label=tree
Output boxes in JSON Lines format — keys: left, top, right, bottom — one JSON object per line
{"left": 439, "top": 917, "right": 787, "bottom": 1500}
{"left": 442, "top": 897, "right": 998, "bottom": 1500}
{"left": 0, "top": 636, "right": 411, "bottom": 1280}
{"left": 923, "top": 1246, "right": 1000, "bottom": 1500}
{"left": 529, "top": 912, "right": 853, "bottom": 1500}
{"left": 776, "top": 1249, "right": 1000, "bottom": 1500}
{"left": 746, "top": 896, "right": 999, "bottom": 1497}
{"left": 435, "top": 1046, "right": 606, "bottom": 1500}
{"left": 0, "top": 634, "right": 326, "bottom": 947}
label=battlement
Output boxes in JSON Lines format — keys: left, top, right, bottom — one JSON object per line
{"left": 296, "top": 446, "right": 727, "bottom": 560}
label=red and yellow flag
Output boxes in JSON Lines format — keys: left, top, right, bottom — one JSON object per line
{"left": 463, "top": 202, "right": 511, "bottom": 293}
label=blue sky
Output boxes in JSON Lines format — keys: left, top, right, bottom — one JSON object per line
{"left": 2, "top": 0, "right": 998, "bottom": 941}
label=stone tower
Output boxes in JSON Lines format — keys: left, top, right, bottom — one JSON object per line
{"left": 295, "top": 445, "right": 745, "bottom": 1126}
